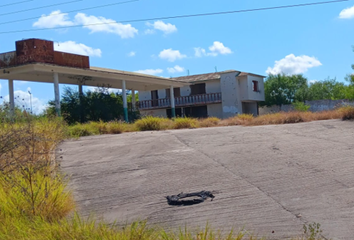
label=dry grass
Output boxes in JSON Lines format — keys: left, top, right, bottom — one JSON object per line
{"left": 0, "top": 117, "right": 75, "bottom": 223}
{"left": 68, "top": 107, "right": 354, "bottom": 137}
{"left": 339, "top": 105, "right": 354, "bottom": 120}
{"left": 199, "top": 117, "right": 221, "bottom": 127}
{"left": 135, "top": 116, "right": 173, "bottom": 131}
{"left": 68, "top": 121, "right": 136, "bottom": 137}
{"left": 173, "top": 117, "right": 199, "bottom": 129}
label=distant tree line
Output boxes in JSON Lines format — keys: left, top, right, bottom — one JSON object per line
{"left": 262, "top": 74, "right": 354, "bottom": 107}
{"left": 263, "top": 47, "right": 354, "bottom": 106}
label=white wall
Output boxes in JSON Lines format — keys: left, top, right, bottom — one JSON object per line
{"left": 158, "top": 89, "right": 167, "bottom": 99}
{"left": 180, "top": 86, "right": 191, "bottom": 97}
{"left": 247, "top": 75, "right": 265, "bottom": 101}
{"left": 139, "top": 91, "right": 151, "bottom": 101}
{"left": 237, "top": 75, "right": 265, "bottom": 102}
{"left": 206, "top": 80, "right": 221, "bottom": 93}
{"left": 207, "top": 104, "right": 223, "bottom": 118}
{"left": 238, "top": 76, "right": 248, "bottom": 101}
{"left": 140, "top": 109, "right": 167, "bottom": 118}
{"left": 220, "top": 72, "right": 241, "bottom": 118}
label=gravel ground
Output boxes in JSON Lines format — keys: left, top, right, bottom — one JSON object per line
{"left": 58, "top": 120, "right": 354, "bottom": 240}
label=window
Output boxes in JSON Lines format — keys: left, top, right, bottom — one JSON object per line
{"left": 252, "top": 81, "right": 259, "bottom": 92}
{"left": 191, "top": 83, "right": 206, "bottom": 95}
{"left": 166, "top": 88, "right": 181, "bottom": 98}
{"left": 151, "top": 90, "right": 158, "bottom": 107}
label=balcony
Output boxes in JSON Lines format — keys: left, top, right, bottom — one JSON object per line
{"left": 138, "top": 92, "right": 222, "bottom": 110}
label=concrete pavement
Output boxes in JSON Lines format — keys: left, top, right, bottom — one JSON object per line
{"left": 58, "top": 120, "right": 354, "bottom": 240}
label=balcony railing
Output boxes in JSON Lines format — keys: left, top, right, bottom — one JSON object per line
{"left": 138, "top": 92, "right": 222, "bottom": 110}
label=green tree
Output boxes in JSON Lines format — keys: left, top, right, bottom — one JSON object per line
{"left": 343, "top": 47, "right": 354, "bottom": 100}
{"left": 48, "top": 87, "right": 125, "bottom": 124}
{"left": 307, "top": 78, "right": 346, "bottom": 100}
{"left": 263, "top": 74, "right": 308, "bottom": 106}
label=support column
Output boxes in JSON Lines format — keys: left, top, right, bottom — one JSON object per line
{"left": 8, "top": 79, "right": 15, "bottom": 116}
{"left": 131, "top": 89, "right": 136, "bottom": 111}
{"left": 53, "top": 73, "right": 61, "bottom": 116}
{"left": 78, "top": 84, "right": 84, "bottom": 122}
{"left": 170, "top": 85, "right": 176, "bottom": 118}
{"left": 122, "top": 80, "right": 128, "bottom": 122}
{"left": 78, "top": 84, "right": 83, "bottom": 96}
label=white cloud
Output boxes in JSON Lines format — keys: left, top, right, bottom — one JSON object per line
{"left": 167, "top": 65, "right": 185, "bottom": 73}
{"left": 74, "top": 13, "right": 138, "bottom": 38}
{"left": 144, "top": 29, "right": 155, "bottom": 35}
{"left": 3, "top": 90, "right": 47, "bottom": 114}
{"left": 159, "top": 49, "right": 186, "bottom": 62}
{"left": 146, "top": 21, "right": 177, "bottom": 34}
{"left": 194, "top": 41, "right": 232, "bottom": 57}
{"left": 266, "top": 54, "right": 322, "bottom": 75}
{"left": 209, "top": 41, "right": 232, "bottom": 55}
{"left": 128, "top": 51, "right": 136, "bottom": 57}
{"left": 33, "top": 11, "right": 139, "bottom": 38}
{"left": 194, "top": 47, "right": 208, "bottom": 57}
{"left": 33, "top": 10, "right": 74, "bottom": 28}
{"left": 135, "top": 69, "right": 164, "bottom": 75}
{"left": 339, "top": 5, "right": 354, "bottom": 19}
{"left": 54, "top": 41, "right": 102, "bottom": 57}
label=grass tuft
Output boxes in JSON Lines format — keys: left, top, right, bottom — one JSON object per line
{"left": 173, "top": 117, "right": 199, "bottom": 129}
{"left": 135, "top": 116, "right": 173, "bottom": 131}
{"left": 199, "top": 117, "right": 220, "bottom": 127}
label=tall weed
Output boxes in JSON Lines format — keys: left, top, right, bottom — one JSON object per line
{"left": 173, "top": 118, "right": 199, "bottom": 129}
{"left": 135, "top": 117, "right": 172, "bottom": 131}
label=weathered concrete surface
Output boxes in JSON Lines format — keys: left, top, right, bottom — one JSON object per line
{"left": 59, "top": 120, "right": 354, "bottom": 240}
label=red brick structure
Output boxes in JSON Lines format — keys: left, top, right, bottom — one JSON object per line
{"left": 0, "top": 39, "right": 90, "bottom": 69}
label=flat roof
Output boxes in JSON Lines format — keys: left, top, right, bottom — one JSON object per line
{"left": 0, "top": 63, "right": 187, "bottom": 91}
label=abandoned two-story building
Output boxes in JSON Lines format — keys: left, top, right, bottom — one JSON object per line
{"left": 139, "top": 70, "right": 265, "bottom": 119}
{"left": 0, "top": 38, "right": 265, "bottom": 120}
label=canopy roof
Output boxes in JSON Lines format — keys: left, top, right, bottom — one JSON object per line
{"left": 0, "top": 63, "right": 186, "bottom": 91}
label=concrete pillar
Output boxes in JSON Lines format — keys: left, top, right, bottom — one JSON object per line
{"left": 131, "top": 89, "right": 136, "bottom": 111}
{"left": 8, "top": 79, "right": 15, "bottom": 116}
{"left": 78, "top": 84, "right": 83, "bottom": 95}
{"left": 122, "top": 80, "right": 128, "bottom": 122}
{"left": 53, "top": 73, "right": 61, "bottom": 116}
{"left": 170, "top": 85, "right": 176, "bottom": 118}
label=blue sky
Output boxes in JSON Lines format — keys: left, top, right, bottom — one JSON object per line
{"left": 0, "top": 0, "right": 353, "bottom": 113}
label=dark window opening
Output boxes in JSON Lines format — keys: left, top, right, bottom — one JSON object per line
{"left": 151, "top": 90, "right": 159, "bottom": 107}
{"left": 167, "top": 106, "right": 208, "bottom": 119}
{"left": 166, "top": 88, "right": 181, "bottom": 99}
{"left": 166, "top": 108, "right": 182, "bottom": 118}
{"left": 252, "top": 81, "right": 259, "bottom": 92}
{"left": 184, "top": 106, "right": 208, "bottom": 118}
{"left": 191, "top": 83, "right": 206, "bottom": 95}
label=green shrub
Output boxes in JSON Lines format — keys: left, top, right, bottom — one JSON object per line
{"left": 173, "top": 117, "right": 199, "bottom": 129}
{"left": 68, "top": 124, "right": 96, "bottom": 137}
{"left": 292, "top": 102, "right": 310, "bottom": 112}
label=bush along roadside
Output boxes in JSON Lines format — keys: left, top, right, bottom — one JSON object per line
{"left": 67, "top": 106, "right": 354, "bottom": 137}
